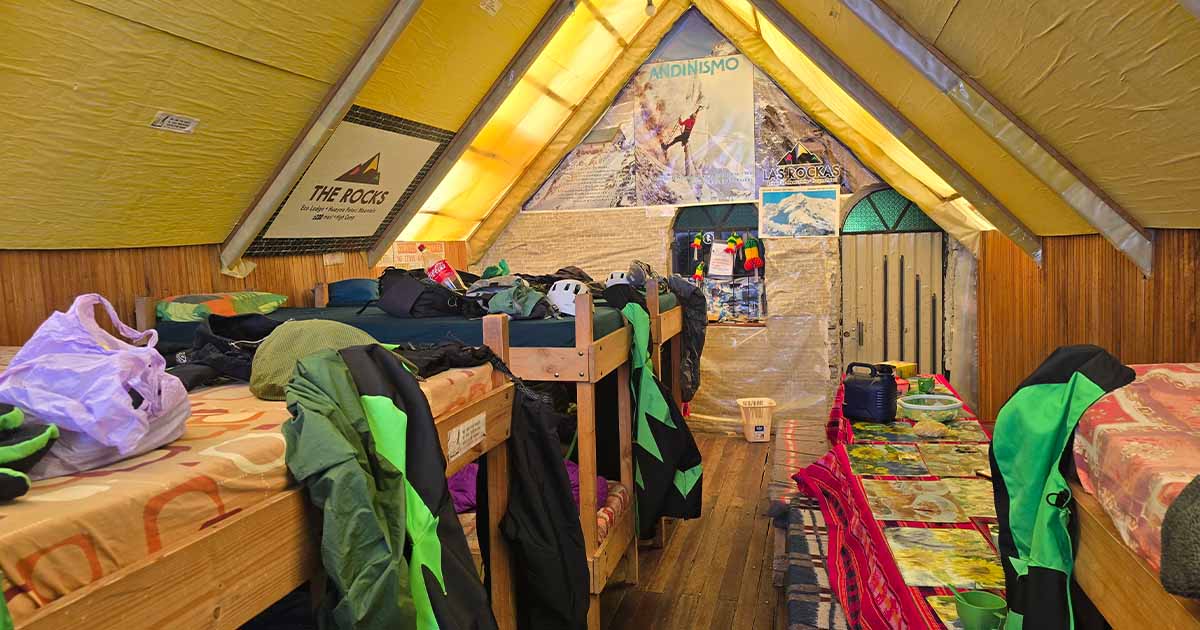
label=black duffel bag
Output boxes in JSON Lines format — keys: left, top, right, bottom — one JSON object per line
{"left": 374, "top": 267, "right": 463, "bottom": 318}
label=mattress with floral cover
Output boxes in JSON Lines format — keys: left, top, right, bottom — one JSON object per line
{"left": 1073, "top": 362, "right": 1200, "bottom": 572}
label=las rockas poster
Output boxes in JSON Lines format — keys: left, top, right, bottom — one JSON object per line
{"left": 265, "top": 121, "right": 438, "bottom": 239}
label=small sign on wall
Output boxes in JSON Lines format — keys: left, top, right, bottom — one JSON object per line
{"left": 378, "top": 241, "right": 445, "bottom": 269}
{"left": 265, "top": 122, "right": 438, "bottom": 239}
{"left": 446, "top": 413, "right": 487, "bottom": 461}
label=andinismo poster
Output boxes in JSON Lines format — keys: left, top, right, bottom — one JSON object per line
{"left": 265, "top": 122, "right": 438, "bottom": 239}
{"left": 632, "top": 53, "right": 756, "bottom": 205}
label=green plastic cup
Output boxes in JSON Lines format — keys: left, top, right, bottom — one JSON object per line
{"left": 954, "top": 590, "right": 1007, "bottom": 630}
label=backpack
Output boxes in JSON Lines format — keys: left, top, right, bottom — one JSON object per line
{"left": 375, "top": 267, "right": 463, "bottom": 318}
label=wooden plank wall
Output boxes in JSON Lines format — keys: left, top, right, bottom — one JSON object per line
{"left": 0, "top": 242, "right": 471, "bottom": 346}
{"left": 977, "top": 229, "right": 1200, "bottom": 420}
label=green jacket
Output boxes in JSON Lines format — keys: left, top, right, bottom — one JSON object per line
{"left": 620, "top": 302, "right": 703, "bottom": 538}
{"left": 283, "top": 345, "right": 495, "bottom": 630}
{"left": 989, "top": 345, "right": 1132, "bottom": 630}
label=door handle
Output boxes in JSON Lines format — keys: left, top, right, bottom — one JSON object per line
{"left": 857, "top": 320, "right": 864, "bottom": 346}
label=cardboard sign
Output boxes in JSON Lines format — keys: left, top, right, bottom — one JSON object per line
{"left": 446, "top": 413, "right": 487, "bottom": 461}
{"left": 265, "top": 122, "right": 438, "bottom": 239}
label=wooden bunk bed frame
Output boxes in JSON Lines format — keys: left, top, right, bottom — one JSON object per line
{"left": 299, "top": 284, "right": 640, "bottom": 620}
{"left": 1070, "top": 480, "right": 1200, "bottom": 629}
{"left": 14, "top": 316, "right": 519, "bottom": 630}
{"left": 133, "top": 290, "right": 639, "bottom": 630}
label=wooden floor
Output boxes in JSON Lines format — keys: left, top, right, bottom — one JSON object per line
{"left": 600, "top": 434, "right": 786, "bottom": 629}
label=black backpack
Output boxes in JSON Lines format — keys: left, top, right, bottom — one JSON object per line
{"left": 374, "top": 267, "right": 463, "bottom": 318}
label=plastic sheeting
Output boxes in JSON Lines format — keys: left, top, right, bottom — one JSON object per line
{"left": 0, "top": 0, "right": 333, "bottom": 249}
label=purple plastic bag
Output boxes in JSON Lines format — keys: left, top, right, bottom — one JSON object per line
{"left": 0, "top": 294, "right": 189, "bottom": 472}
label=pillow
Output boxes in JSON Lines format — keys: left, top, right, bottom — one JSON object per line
{"left": 327, "top": 278, "right": 379, "bottom": 307}
{"left": 156, "top": 291, "right": 287, "bottom": 322}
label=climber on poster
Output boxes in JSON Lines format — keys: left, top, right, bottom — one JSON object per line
{"left": 661, "top": 104, "right": 704, "bottom": 175}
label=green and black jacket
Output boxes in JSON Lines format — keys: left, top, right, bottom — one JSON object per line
{"left": 0, "top": 403, "right": 58, "bottom": 501}
{"left": 989, "top": 345, "right": 1133, "bottom": 630}
{"left": 602, "top": 286, "right": 703, "bottom": 539}
{"left": 283, "top": 344, "right": 495, "bottom": 630}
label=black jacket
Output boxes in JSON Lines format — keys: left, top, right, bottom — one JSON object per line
{"left": 666, "top": 276, "right": 707, "bottom": 402}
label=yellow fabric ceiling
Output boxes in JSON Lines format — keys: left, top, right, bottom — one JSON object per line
{"left": 0, "top": 0, "right": 348, "bottom": 249}
{"left": 406, "top": 0, "right": 1003, "bottom": 255}
{"left": 355, "top": 0, "right": 556, "bottom": 131}
{"left": 774, "top": 0, "right": 1093, "bottom": 235}
{"left": 399, "top": 0, "right": 657, "bottom": 242}
{"left": 73, "top": 0, "right": 392, "bottom": 83}
{"left": 881, "top": 0, "right": 1200, "bottom": 229}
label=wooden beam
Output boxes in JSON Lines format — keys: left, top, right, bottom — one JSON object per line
{"left": 747, "top": 0, "right": 1044, "bottom": 263}
{"left": 367, "top": 0, "right": 577, "bottom": 265}
{"left": 221, "top": 0, "right": 423, "bottom": 269}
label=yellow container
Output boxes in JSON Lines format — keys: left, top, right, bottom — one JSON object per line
{"left": 879, "top": 360, "right": 917, "bottom": 378}
{"left": 737, "top": 398, "right": 777, "bottom": 442}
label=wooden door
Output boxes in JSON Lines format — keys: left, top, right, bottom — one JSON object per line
{"left": 841, "top": 232, "right": 944, "bottom": 373}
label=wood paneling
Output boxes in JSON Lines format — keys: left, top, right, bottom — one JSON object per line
{"left": 0, "top": 246, "right": 376, "bottom": 346}
{"left": 977, "top": 229, "right": 1200, "bottom": 420}
{"left": 0, "top": 241, "right": 473, "bottom": 347}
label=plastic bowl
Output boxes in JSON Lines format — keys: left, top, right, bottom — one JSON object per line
{"left": 898, "top": 394, "right": 963, "bottom": 423}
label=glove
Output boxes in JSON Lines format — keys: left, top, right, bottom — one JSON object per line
{"left": 0, "top": 403, "right": 59, "bottom": 500}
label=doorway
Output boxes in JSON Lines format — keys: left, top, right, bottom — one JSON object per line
{"left": 840, "top": 185, "right": 945, "bottom": 374}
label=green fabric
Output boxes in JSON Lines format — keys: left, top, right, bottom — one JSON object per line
{"left": 673, "top": 464, "right": 703, "bottom": 498}
{"left": 361, "top": 395, "right": 446, "bottom": 629}
{"left": 0, "top": 578, "right": 12, "bottom": 630}
{"left": 992, "top": 374, "right": 1106, "bottom": 630}
{"left": 481, "top": 259, "right": 510, "bottom": 279}
{"left": 156, "top": 291, "right": 287, "bottom": 322}
{"left": 0, "top": 424, "right": 59, "bottom": 463}
{"left": 487, "top": 281, "right": 546, "bottom": 319}
{"left": 0, "top": 406, "right": 21, "bottom": 431}
{"left": 282, "top": 351, "right": 417, "bottom": 629}
{"left": 251, "top": 320, "right": 381, "bottom": 401}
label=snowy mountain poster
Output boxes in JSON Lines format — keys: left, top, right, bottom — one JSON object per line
{"left": 632, "top": 54, "right": 756, "bottom": 205}
{"left": 759, "top": 185, "right": 839, "bottom": 238}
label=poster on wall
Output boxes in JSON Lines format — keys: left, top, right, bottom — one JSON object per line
{"left": 759, "top": 185, "right": 840, "bottom": 238}
{"left": 265, "top": 122, "right": 438, "bottom": 239}
{"left": 524, "top": 10, "right": 882, "bottom": 213}
{"left": 632, "top": 53, "right": 756, "bottom": 205}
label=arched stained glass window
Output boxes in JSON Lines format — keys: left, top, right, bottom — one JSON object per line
{"left": 842, "top": 185, "right": 941, "bottom": 234}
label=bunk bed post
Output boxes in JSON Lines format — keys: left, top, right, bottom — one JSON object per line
{"left": 616, "top": 361, "right": 639, "bottom": 586}
{"left": 646, "top": 279, "right": 663, "bottom": 376}
{"left": 572, "top": 292, "right": 601, "bottom": 629}
{"left": 134, "top": 296, "right": 155, "bottom": 332}
{"left": 481, "top": 315, "right": 516, "bottom": 630}
{"left": 312, "top": 282, "right": 329, "bottom": 308}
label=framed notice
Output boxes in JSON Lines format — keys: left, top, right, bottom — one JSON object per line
{"left": 758, "top": 185, "right": 839, "bottom": 238}
{"left": 265, "top": 122, "right": 438, "bottom": 239}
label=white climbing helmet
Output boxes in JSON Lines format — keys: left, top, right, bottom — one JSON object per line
{"left": 547, "top": 279, "right": 588, "bottom": 316}
{"left": 606, "top": 271, "right": 630, "bottom": 287}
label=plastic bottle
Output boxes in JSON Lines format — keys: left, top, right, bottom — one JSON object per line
{"left": 419, "top": 244, "right": 467, "bottom": 292}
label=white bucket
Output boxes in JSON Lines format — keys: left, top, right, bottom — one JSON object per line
{"left": 736, "top": 397, "right": 776, "bottom": 443}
